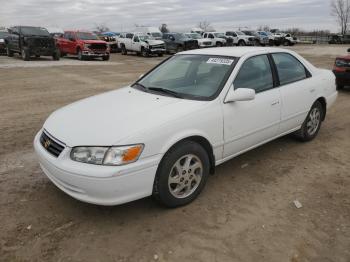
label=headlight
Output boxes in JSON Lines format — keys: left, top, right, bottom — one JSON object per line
{"left": 84, "top": 44, "right": 91, "bottom": 49}
{"left": 71, "top": 144, "right": 144, "bottom": 166}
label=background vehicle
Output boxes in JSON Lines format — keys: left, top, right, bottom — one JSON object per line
{"left": 162, "top": 33, "right": 198, "bottom": 53}
{"left": 202, "top": 32, "right": 228, "bottom": 46}
{"left": 5, "top": 26, "right": 60, "bottom": 61}
{"left": 242, "top": 30, "right": 269, "bottom": 46}
{"left": 56, "top": 31, "right": 110, "bottom": 60}
{"left": 225, "top": 31, "right": 255, "bottom": 46}
{"left": 118, "top": 32, "right": 166, "bottom": 56}
{"left": 333, "top": 49, "right": 350, "bottom": 90}
{"left": 135, "top": 27, "right": 163, "bottom": 40}
{"left": 329, "top": 34, "right": 350, "bottom": 44}
{"left": 184, "top": 33, "right": 215, "bottom": 48}
{"left": 191, "top": 28, "right": 204, "bottom": 35}
{"left": 98, "top": 32, "right": 119, "bottom": 53}
{"left": 0, "top": 30, "right": 10, "bottom": 54}
{"left": 283, "top": 33, "right": 298, "bottom": 46}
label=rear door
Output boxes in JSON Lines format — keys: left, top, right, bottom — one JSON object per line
{"left": 223, "top": 54, "right": 281, "bottom": 157}
{"left": 271, "top": 52, "right": 315, "bottom": 133}
{"left": 131, "top": 35, "right": 141, "bottom": 51}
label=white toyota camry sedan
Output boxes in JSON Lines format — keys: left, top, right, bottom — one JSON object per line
{"left": 34, "top": 47, "right": 337, "bottom": 207}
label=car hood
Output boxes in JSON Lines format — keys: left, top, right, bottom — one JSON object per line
{"left": 44, "top": 87, "right": 205, "bottom": 147}
{"left": 143, "top": 39, "right": 164, "bottom": 45}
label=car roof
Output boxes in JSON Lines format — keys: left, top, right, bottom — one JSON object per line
{"left": 178, "top": 47, "right": 292, "bottom": 57}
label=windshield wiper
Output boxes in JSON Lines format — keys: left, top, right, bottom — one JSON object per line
{"left": 148, "top": 87, "right": 183, "bottom": 98}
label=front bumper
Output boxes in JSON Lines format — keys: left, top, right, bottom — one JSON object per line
{"left": 148, "top": 48, "right": 166, "bottom": 54}
{"left": 333, "top": 70, "right": 350, "bottom": 85}
{"left": 82, "top": 49, "right": 109, "bottom": 57}
{"left": 33, "top": 131, "right": 161, "bottom": 206}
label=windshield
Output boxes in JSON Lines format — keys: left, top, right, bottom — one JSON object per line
{"left": 0, "top": 32, "right": 9, "bottom": 38}
{"left": 258, "top": 32, "right": 268, "bottom": 36}
{"left": 20, "top": 27, "right": 50, "bottom": 36}
{"left": 151, "top": 32, "right": 162, "bottom": 37}
{"left": 135, "top": 55, "right": 236, "bottom": 100}
{"left": 77, "top": 32, "right": 99, "bottom": 40}
{"left": 186, "top": 33, "right": 201, "bottom": 39}
{"left": 213, "top": 33, "right": 225, "bottom": 38}
{"left": 236, "top": 31, "right": 245, "bottom": 35}
{"left": 139, "top": 35, "right": 152, "bottom": 41}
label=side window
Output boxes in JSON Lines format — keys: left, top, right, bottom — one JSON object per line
{"left": 272, "top": 53, "right": 307, "bottom": 85}
{"left": 209, "top": 34, "right": 214, "bottom": 39}
{"left": 232, "top": 32, "right": 237, "bottom": 37}
{"left": 126, "top": 33, "right": 133, "bottom": 39}
{"left": 133, "top": 36, "right": 139, "bottom": 42}
{"left": 203, "top": 33, "right": 207, "bottom": 38}
{"left": 234, "top": 55, "right": 274, "bottom": 93}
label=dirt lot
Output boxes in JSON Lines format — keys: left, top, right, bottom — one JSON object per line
{"left": 0, "top": 46, "right": 349, "bottom": 262}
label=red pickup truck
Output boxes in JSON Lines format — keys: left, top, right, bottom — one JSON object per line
{"left": 56, "top": 31, "right": 110, "bottom": 60}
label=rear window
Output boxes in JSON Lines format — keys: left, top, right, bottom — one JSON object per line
{"left": 272, "top": 53, "right": 307, "bottom": 85}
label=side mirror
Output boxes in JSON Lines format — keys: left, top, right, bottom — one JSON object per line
{"left": 225, "top": 86, "right": 255, "bottom": 103}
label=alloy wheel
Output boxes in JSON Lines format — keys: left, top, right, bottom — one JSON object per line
{"left": 168, "top": 154, "right": 203, "bottom": 199}
{"left": 306, "top": 107, "right": 321, "bottom": 136}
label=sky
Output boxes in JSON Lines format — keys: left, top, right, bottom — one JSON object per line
{"left": 0, "top": 0, "right": 337, "bottom": 33}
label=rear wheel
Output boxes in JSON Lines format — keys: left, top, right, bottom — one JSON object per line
{"left": 21, "top": 48, "right": 30, "bottom": 61}
{"left": 293, "top": 101, "right": 323, "bottom": 142}
{"left": 153, "top": 141, "right": 210, "bottom": 207}
{"left": 6, "top": 47, "right": 14, "bottom": 57}
{"left": 216, "top": 42, "right": 223, "bottom": 47}
{"left": 102, "top": 55, "right": 110, "bottom": 61}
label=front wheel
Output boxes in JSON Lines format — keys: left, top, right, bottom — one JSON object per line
{"left": 121, "top": 45, "right": 127, "bottom": 55}
{"left": 141, "top": 47, "right": 148, "bottom": 57}
{"left": 77, "top": 49, "right": 84, "bottom": 60}
{"left": 153, "top": 141, "right": 210, "bottom": 207}
{"left": 53, "top": 50, "right": 60, "bottom": 60}
{"left": 102, "top": 55, "right": 110, "bottom": 61}
{"left": 293, "top": 101, "right": 323, "bottom": 142}
{"left": 237, "top": 40, "right": 246, "bottom": 46}
{"left": 216, "top": 42, "right": 223, "bottom": 47}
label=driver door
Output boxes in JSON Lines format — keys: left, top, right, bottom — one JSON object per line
{"left": 223, "top": 54, "right": 281, "bottom": 158}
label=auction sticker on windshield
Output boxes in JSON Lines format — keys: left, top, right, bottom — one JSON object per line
{"left": 207, "top": 58, "right": 234, "bottom": 65}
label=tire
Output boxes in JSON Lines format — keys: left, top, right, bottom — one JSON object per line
{"left": 293, "top": 101, "right": 323, "bottom": 142}
{"left": 21, "top": 48, "right": 30, "bottom": 61}
{"left": 158, "top": 53, "right": 164, "bottom": 57}
{"left": 153, "top": 141, "right": 210, "bottom": 208}
{"left": 254, "top": 40, "right": 260, "bottom": 46}
{"left": 52, "top": 50, "right": 60, "bottom": 60}
{"left": 176, "top": 45, "right": 184, "bottom": 53}
{"left": 238, "top": 40, "right": 246, "bottom": 46}
{"left": 336, "top": 84, "right": 344, "bottom": 90}
{"left": 102, "top": 55, "right": 110, "bottom": 61}
{"left": 77, "top": 49, "right": 84, "bottom": 60}
{"left": 121, "top": 45, "right": 127, "bottom": 55}
{"left": 6, "top": 47, "right": 14, "bottom": 57}
{"left": 216, "top": 42, "right": 223, "bottom": 47}
{"left": 269, "top": 39, "right": 274, "bottom": 46}
{"left": 141, "top": 47, "right": 148, "bottom": 57}
{"left": 283, "top": 40, "right": 290, "bottom": 46}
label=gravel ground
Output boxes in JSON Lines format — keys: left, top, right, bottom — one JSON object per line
{"left": 0, "top": 45, "right": 349, "bottom": 262}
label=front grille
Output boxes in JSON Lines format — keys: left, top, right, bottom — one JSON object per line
{"left": 31, "top": 38, "right": 54, "bottom": 48}
{"left": 90, "top": 43, "right": 107, "bottom": 51}
{"left": 40, "top": 131, "right": 65, "bottom": 157}
{"left": 151, "top": 44, "right": 165, "bottom": 49}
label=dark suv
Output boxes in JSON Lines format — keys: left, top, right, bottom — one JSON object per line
{"left": 6, "top": 26, "right": 60, "bottom": 61}
{"left": 162, "top": 33, "right": 198, "bottom": 53}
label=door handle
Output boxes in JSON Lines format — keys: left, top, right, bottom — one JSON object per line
{"left": 271, "top": 101, "right": 280, "bottom": 106}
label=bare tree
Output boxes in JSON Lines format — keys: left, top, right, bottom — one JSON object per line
{"left": 159, "top": 24, "right": 169, "bottom": 33}
{"left": 198, "top": 21, "right": 211, "bottom": 32}
{"left": 331, "top": 0, "right": 350, "bottom": 34}
{"left": 95, "top": 23, "right": 110, "bottom": 33}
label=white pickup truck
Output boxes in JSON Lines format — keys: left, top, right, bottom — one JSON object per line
{"left": 118, "top": 32, "right": 166, "bottom": 57}
{"left": 225, "top": 31, "right": 255, "bottom": 46}
{"left": 202, "top": 32, "right": 227, "bottom": 47}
